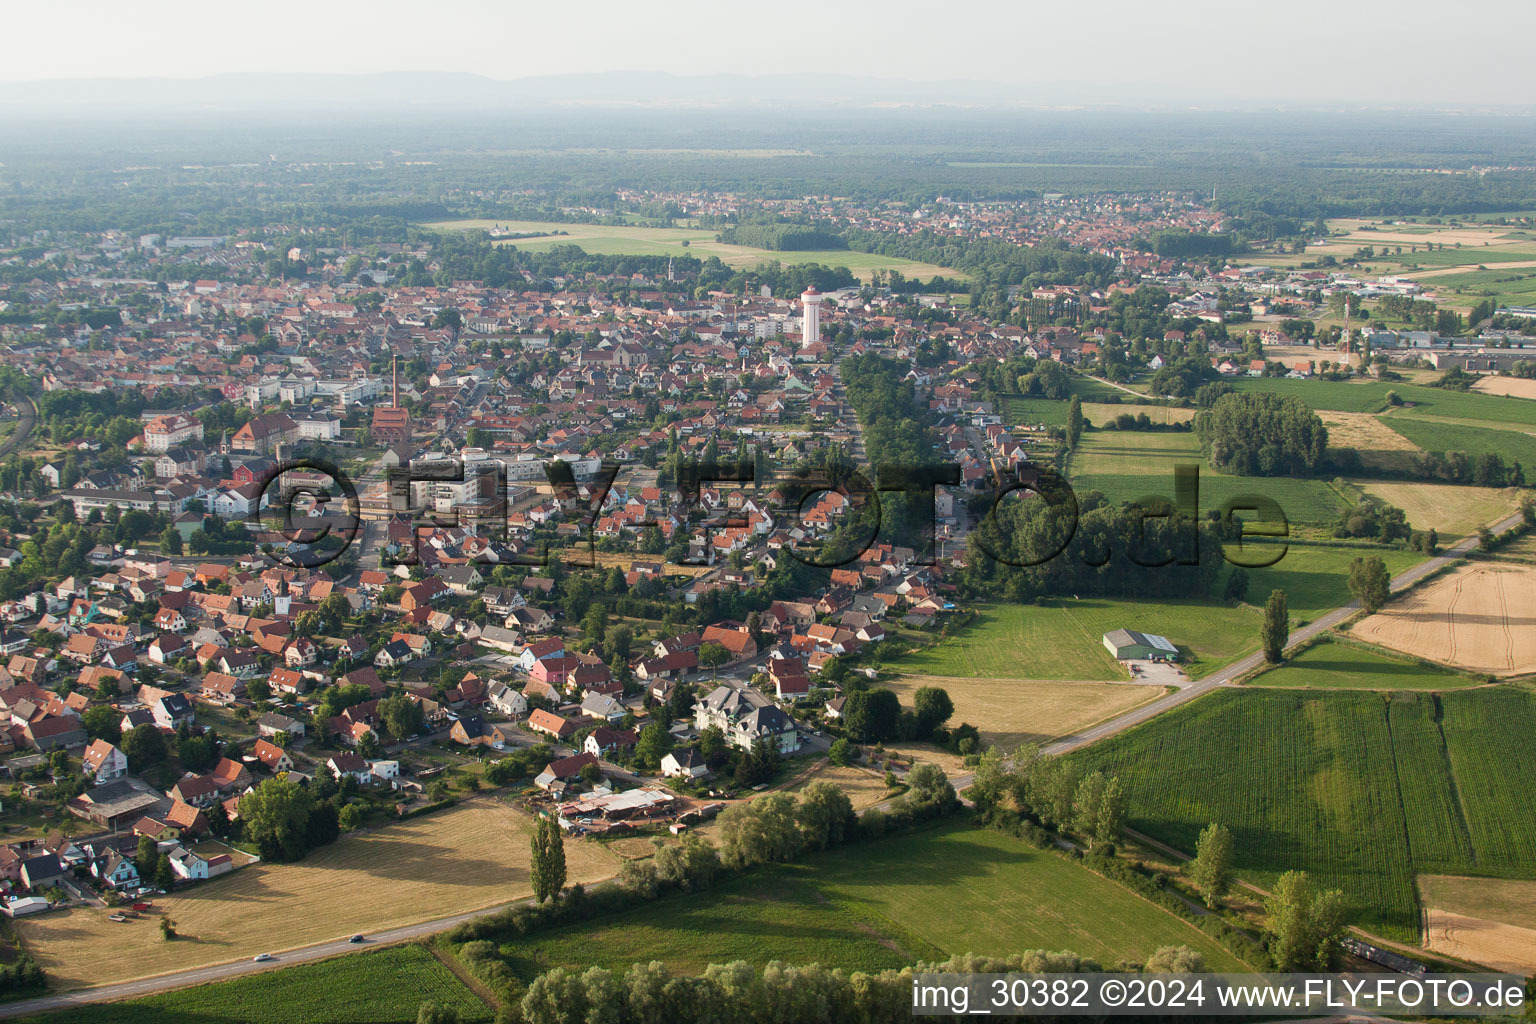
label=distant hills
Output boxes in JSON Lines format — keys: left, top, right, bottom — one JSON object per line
{"left": 0, "top": 71, "right": 1060, "bottom": 116}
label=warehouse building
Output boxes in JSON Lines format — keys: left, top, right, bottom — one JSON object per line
{"left": 1102, "top": 629, "right": 1179, "bottom": 662}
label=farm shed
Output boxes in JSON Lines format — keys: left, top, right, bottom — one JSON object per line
{"left": 1102, "top": 629, "right": 1178, "bottom": 661}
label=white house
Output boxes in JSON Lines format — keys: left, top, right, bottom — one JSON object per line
{"left": 487, "top": 680, "right": 528, "bottom": 717}
{"left": 81, "top": 739, "right": 128, "bottom": 782}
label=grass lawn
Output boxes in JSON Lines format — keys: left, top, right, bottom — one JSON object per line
{"left": 1246, "top": 637, "right": 1485, "bottom": 690}
{"left": 897, "top": 598, "right": 1260, "bottom": 680}
{"left": 1069, "top": 430, "right": 1349, "bottom": 526}
{"left": 1074, "top": 686, "right": 1536, "bottom": 942}
{"left": 419, "top": 219, "right": 962, "bottom": 282}
{"left": 16, "top": 945, "right": 490, "bottom": 1024}
{"left": 484, "top": 823, "right": 1247, "bottom": 980}
{"left": 15, "top": 801, "right": 618, "bottom": 990}
{"left": 1350, "top": 481, "right": 1526, "bottom": 540}
{"left": 1226, "top": 542, "right": 1425, "bottom": 621}
{"left": 1379, "top": 415, "right": 1536, "bottom": 469}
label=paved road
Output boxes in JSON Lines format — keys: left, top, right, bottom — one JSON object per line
{"left": 1043, "top": 512, "right": 1523, "bottom": 755}
{"left": 0, "top": 878, "right": 619, "bottom": 1019}
{"left": 0, "top": 394, "right": 36, "bottom": 460}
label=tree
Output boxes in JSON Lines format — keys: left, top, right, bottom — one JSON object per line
{"left": 827, "top": 737, "right": 854, "bottom": 767}
{"left": 379, "top": 693, "right": 425, "bottom": 741}
{"left": 1347, "top": 555, "right": 1390, "bottom": 613}
{"left": 1066, "top": 395, "right": 1084, "bottom": 449}
{"left": 159, "top": 916, "right": 178, "bottom": 941}
{"left": 718, "top": 793, "right": 800, "bottom": 869}
{"left": 912, "top": 686, "right": 954, "bottom": 739}
{"left": 530, "top": 814, "right": 565, "bottom": 903}
{"left": 634, "top": 723, "right": 673, "bottom": 769}
{"left": 121, "top": 722, "right": 167, "bottom": 768}
{"left": 154, "top": 853, "right": 176, "bottom": 890}
{"left": 1145, "top": 946, "right": 1207, "bottom": 973}
{"left": 698, "top": 641, "right": 729, "bottom": 677}
{"left": 1190, "top": 822, "right": 1234, "bottom": 907}
{"left": 82, "top": 705, "right": 121, "bottom": 744}
{"left": 794, "top": 781, "right": 856, "bottom": 851}
{"left": 158, "top": 525, "right": 183, "bottom": 556}
{"left": 842, "top": 688, "right": 901, "bottom": 743}
{"left": 1222, "top": 568, "right": 1249, "bottom": 604}
{"left": 1094, "top": 776, "right": 1127, "bottom": 848}
{"left": 1261, "top": 588, "right": 1288, "bottom": 663}
{"left": 238, "top": 777, "right": 317, "bottom": 862}
{"left": 1196, "top": 392, "right": 1328, "bottom": 476}
{"left": 1265, "top": 870, "right": 1348, "bottom": 970}
{"left": 416, "top": 1002, "right": 460, "bottom": 1024}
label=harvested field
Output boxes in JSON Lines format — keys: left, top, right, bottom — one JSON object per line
{"left": 1080, "top": 403, "right": 1196, "bottom": 426}
{"left": 1420, "top": 876, "right": 1536, "bottom": 972}
{"left": 15, "top": 800, "right": 618, "bottom": 991}
{"left": 1321, "top": 411, "right": 1420, "bottom": 470}
{"left": 886, "top": 674, "right": 1164, "bottom": 749}
{"left": 1350, "top": 562, "right": 1536, "bottom": 677}
{"left": 1352, "top": 481, "right": 1525, "bottom": 540}
{"left": 1472, "top": 375, "right": 1536, "bottom": 400}
{"left": 1424, "top": 909, "right": 1536, "bottom": 974}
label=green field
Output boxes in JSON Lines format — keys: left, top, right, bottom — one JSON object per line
{"left": 1246, "top": 637, "right": 1483, "bottom": 690}
{"left": 420, "top": 218, "right": 963, "bottom": 282}
{"left": 1412, "top": 267, "right": 1536, "bottom": 307}
{"left": 1375, "top": 244, "right": 1536, "bottom": 269}
{"left": 1228, "top": 543, "right": 1424, "bottom": 620}
{"left": 1069, "top": 430, "right": 1349, "bottom": 526}
{"left": 1380, "top": 416, "right": 1536, "bottom": 467}
{"left": 1075, "top": 686, "right": 1536, "bottom": 941}
{"left": 900, "top": 596, "right": 1259, "bottom": 680}
{"left": 19, "top": 945, "right": 490, "bottom": 1024}
{"left": 485, "top": 823, "right": 1246, "bottom": 980}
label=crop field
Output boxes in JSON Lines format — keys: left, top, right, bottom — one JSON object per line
{"left": 1068, "top": 430, "right": 1349, "bottom": 525}
{"left": 1351, "top": 481, "right": 1525, "bottom": 540}
{"left": 1473, "top": 376, "right": 1536, "bottom": 400}
{"left": 1245, "top": 637, "right": 1483, "bottom": 690}
{"left": 1318, "top": 411, "right": 1422, "bottom": 471}
{"left": 1380, "top": 416, "right": 1536, "bottom": 468}
{"left": 17, "top": 945, "right": 491, "bottom": 1024}
{"left": 1351, "top": 562, "right": 1536, "bottom": 677}
{"left": 420, "top": 218, "right": 962, "bottom": 281}
{"left": 1082, "top": 404, "right": 1196, "bottom": 426}
{"left": 885, "top": 673, "right": 1163, "bottom": 749}
{"left": 1228, "top": 376, "right": 1396, "bottom": 413}
{"left": 1421, "top": 876, "right": 1536, "bottom": 974}
{"left": 15, "top": 801, "right": 618, "bottom": 990}
{"left": 1229, "top": 543, "right": 1424, "bottom": 620}
{"left": 898, "top": 598, "right": 1260, "bottom": 680}
{"left": 481, "top": 823, "right": 1246, "bottom": 980}
{"left": 1075, "top": 686, "right": 1536, "bottom": 942}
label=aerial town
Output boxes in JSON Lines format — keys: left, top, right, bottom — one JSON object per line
{"left": 2, "top": 38, "right": 1536, "bottom": 1024}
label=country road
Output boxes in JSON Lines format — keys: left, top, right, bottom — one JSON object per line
{"left": 0, "top": 394, "right": 36, "bottom": 460}
{"left": 1044, "top": 509, "right": 1524, "bottom": 755}
{"left": 0, "top": 502, "right": 1519, "bottom": 1013}
{"left": 0, "top": 878, "right": 618, "bottom": 1019}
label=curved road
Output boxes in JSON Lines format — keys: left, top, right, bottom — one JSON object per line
{"left": 0, "top": 394, "right": 36, "bottom": 460}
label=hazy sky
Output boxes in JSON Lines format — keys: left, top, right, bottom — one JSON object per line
{"left": 9, "top": 0, "right": 1535, "bottom": 106}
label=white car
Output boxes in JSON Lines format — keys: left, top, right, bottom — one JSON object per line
{"left": 253, "top": 953, "right": 274, "bottom": 962}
